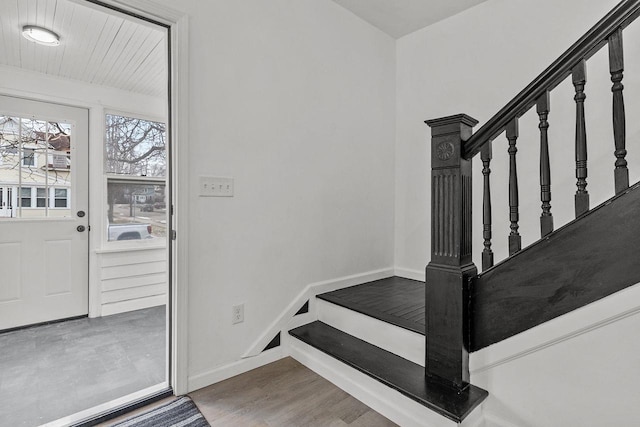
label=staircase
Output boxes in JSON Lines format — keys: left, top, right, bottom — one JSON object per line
{"left": 288, "top": 0, "right": 640, "bottom": 425}
{"left": 288, "top": 277, "right": 486, "bottom": 427}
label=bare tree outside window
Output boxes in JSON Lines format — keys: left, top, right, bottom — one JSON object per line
{"left": 105, "top": 114, "right": 166, "bottom": 178}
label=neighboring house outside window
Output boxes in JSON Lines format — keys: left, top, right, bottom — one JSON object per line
{"left": 22, "top": 148, "right": 36, "bottom": 167}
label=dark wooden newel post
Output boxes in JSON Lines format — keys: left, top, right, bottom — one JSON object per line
{"left": 424, "top": 114, "right": 478, "bottom": 390}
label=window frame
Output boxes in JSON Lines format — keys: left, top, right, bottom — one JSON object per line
{"left": 103, "top": 109, "right": 168, "bottom": 248}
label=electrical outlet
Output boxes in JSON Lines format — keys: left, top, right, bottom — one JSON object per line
{"left": 199, "top": 176, "right": 234, "bottom": 197}
{"left": 232, "top": 304, "right": 244, "bottom": 324}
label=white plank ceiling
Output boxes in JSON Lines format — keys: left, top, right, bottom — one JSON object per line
{"left": 0, "top": 0, "right": 487, "bottom": 98}
{"left": 0, "top": 0, "right": 167, "bottom": 98}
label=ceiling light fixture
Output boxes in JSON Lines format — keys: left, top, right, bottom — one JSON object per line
{"left": 22, "top": 25, "right": 60, "bottom": 46}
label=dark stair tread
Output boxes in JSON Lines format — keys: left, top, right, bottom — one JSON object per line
{"left": 317, "top": 276, "right": 426, "bottom": 335}
{"left": 289, "top": 321, "right": 487, "bottom": 423}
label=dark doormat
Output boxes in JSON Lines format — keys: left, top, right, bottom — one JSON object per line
{"left": 112, "top": 396, "right": 210, "bottom": 427}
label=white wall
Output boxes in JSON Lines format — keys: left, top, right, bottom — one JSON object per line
{"left": 470, "top": 282, "right": 640, "bottom": 426}
{"left": 394, "top": 0, "right": 640, "bottom": 275}
{"left": 146, "top": 0, "right": 396, "bottom": 386}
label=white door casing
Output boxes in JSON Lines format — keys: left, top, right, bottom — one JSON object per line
{"left": 0, "top": 95, "right": 89, "bottom": 330}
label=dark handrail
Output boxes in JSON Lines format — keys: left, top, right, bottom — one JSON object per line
{"left": 463, "top": 0, "right": 640, "bottom": 159}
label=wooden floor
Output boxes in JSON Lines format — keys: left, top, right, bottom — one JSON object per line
{"left": 189, "top": 357, "right": 397, "bottom": 427}
{"left": 101, "top": 357, "right": 396, "bottom": 427}
{"left": 318, "top": 276, "right": 425, "bottom": 334}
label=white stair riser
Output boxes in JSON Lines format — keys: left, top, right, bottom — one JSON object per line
{"left": 317, "top": 299, "right": 425, "bottom": 366}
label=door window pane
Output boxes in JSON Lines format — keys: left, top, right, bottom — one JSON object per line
{"left": 0, "top": 115, "right": 72, "bottom": 218}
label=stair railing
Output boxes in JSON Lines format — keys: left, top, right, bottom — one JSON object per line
{"left": 424, "top": 0, "right": 640, "bottom": 391}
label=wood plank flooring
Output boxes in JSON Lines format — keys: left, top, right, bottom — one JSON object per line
{"left": 317, "top": 276, "right": 425, "bottom": 334}
{"left": 189, "top": 357, "right": 397, "bottom": 427}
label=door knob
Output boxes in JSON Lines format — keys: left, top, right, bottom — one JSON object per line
{"left": 77, "top": 225, "right": 86, "bottom": 232}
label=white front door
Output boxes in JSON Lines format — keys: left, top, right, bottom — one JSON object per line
{"left": 0, "top": 95, "right": 89, "bottom": 330}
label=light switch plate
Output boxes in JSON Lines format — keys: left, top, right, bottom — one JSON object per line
{"left": 199, "top": 176, "right": 234, "bottom": 197}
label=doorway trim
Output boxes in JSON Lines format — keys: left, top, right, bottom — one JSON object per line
{"left": 80, "top": 0, "right": 190, "bottom": 396}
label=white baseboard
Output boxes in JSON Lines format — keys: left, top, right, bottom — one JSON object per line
{"left": 241, "top": 267, "right": 395, "bottom": 358}
{"left": 289, "top": 338, "right": 468, "bottom": 427}
{"left": 394, "top": 267, "right": 425, "bottom": 282}
{"left": 187, "top": 347, "right": 284, "bottom": 393}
